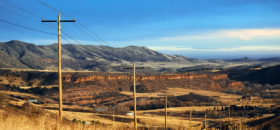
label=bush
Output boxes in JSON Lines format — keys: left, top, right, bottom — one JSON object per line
{"left": 22, "top": 102, "right": 45, "bottom": 116}
{"left": 91, "top": 120, "right": 101, "bottom": 125}
{"left": 0, "top": 94, "right": 8, "bottom": 107}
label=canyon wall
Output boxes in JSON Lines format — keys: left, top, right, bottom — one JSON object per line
{"left": 0, "top": 69, "right": 245, "bottom": 107}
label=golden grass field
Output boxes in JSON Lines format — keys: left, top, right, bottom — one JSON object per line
{"left": 0, "top": 87, "right": 278, "bottom": 129}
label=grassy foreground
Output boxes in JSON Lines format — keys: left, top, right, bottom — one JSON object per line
{"left": 0, "top": 108, "right": 113, "bottom": 130}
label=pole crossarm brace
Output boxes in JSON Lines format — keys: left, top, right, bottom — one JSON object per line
{"left": 41, "top": 11, "right": 75, "bottom": 123}
{"left": 122, "top": 67, "right": 145, "bottom": 69}
{"left": 42, "top": 18, "right": 76, "bottom": 22}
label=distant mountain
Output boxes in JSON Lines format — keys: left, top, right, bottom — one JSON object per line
{"left": 259, "top": 57, "right": 280, "bottom": 62}
{"left": 223, "top": 57, "right": 280, "bottom": 62}
{"left": 0, "top": 40, "right": 202, "bottom": 71}
{"left": 223, "top": 57, "right": 257, "bottom": 62}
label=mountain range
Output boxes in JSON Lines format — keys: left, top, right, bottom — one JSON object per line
{"left": 0, "top": 40, "right": 203, "bottom": 71}
{"left": 1, "top": 40, "right": 280, "bottom": 72}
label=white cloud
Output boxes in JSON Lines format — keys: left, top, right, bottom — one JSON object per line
{"left": 147, "top": 46, "right": 194, "bottom": 51}
{"left": 147, "top": 45, "right": 280, "bottom": 52}
{"left": 24, "top": 28, "right": 280, "bottom": 54}
{"left": 158, "top": 28, "right": 280, "bottom": 41}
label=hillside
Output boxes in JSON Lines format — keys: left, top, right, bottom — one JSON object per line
{"left": 0, "top": 40, "right": 203, "bottom": 71}
{"left": 227, "top": 65, "right": 280, "bottom": 85}
{"left": 0, "top": 68, "right": 245, "bottom": 107}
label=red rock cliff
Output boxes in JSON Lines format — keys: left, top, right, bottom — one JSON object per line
{"left": 68, "top": 74, "right": 229, "bottom": 83}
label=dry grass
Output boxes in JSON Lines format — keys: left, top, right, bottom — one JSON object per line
{"left": 0, "top": 110, "right": 110, "bottom": 130}
{"left": 0, "top": 91, "right": 39, "bottom": 98}
{"left": 166, "top": 88, "right": 242, "bottom": 105}
{"left": 121, "top": 87, "right": 242, "bottom": 105}
{"left": 0, "top": 88, "right": 273, "bottom": 129}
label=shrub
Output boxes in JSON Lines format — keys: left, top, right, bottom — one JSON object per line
{"left": 0, "top": 94, "right": 8, "bottom": 107}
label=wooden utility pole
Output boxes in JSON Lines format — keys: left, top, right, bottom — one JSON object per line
{"left": 42, "top": 11, "right": 75, "bottom": 123}
{"left": 220, "top": 114, "right": 222, "bottom": 130}
{"left": 112, "top": 112, "right": 115, "bottom": 130}
{"left": 123, "top": 64, "right": 145, "bottom": 129}
{"left": 229, "top": 106, "right": 232, "bottom": 130}
{"left": 157, "top": 92, "right": 173, "bottom": 130}
{"left": 165, "top": 91, "right": 167, "bottom": 130}
{"left": 189, "top": 106, "right": 192, "bottom": 130}
{"left": 229, "top": 106, "right": 231, "bottom": 118}
{"left": 205, "top": 109, "right": 207, "bottom": 130}
{"left": 133, "top": 64, "right": 137, "bottom": 129}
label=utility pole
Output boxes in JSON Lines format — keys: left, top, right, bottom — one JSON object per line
{"left": 112, "top": 112, "right": 115, "bottom": 130}
{"left": 133, "top": 64, "right": 137, "bottom": 129}
{"left": 157, "top": 92, "right": 173, "bottom": 130}
{"left": 229, "top": 106, "right": 232, "bottom": 130}
{"left": 165, "top": 91, "right": 167, "bottom": 130}
{"left": 190, "top": 106, "right": 192, "bottom": 130}
{"left": 205, "top": 109, "right": 207, "bottom": 130}
{"left": 229, "top": 106, "right": 231, "bottom": 120}
{"left": 220, "top": 114, "right": 222, "bottom": 130}
{"left": 42, "top": 11, "right": 75, "bottom": 123}
{"left": 123, "top": 64, "right": 145, "bottom": 129}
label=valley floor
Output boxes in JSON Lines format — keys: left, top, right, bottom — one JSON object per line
{"left": 0, "top": 87, "right": 279, "bottom": 130}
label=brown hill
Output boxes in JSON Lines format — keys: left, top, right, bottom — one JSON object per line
{"left": 0, "top": 69, "right": 244, "bottom": 108}
{"left": 0, "top": 40, "right": 202, "bottom": 71}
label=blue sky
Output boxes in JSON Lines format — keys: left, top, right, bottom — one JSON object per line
{"left": 1, "top": 0, "right": 280, "bottom": 59}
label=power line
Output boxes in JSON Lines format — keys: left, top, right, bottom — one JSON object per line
{"left": 0, "top": 6, "right": 70, "bottom": 43}
{"left": 35, "top": 0, "right": 59, "bottom": 12}
{"left": 2, "top": 0, "right": 96, "bottom": 46}
{"left": 72, "top": 22, "right": 102, "bottom": 45}
{"left": 46, "top": 24, "right": 82, "bottom": 44}
{"left": 0, "top": 18, "right": 56, "bottom": 35}
{"left": 0, "top": 6, "right": 34, "bottom": 20}
{"left": 61, "top": 30, "right": 83, "bottom": 45}
{"left": 61, "top": 35, "right": 72, "bottom": 43}
{"left": 35, "top": 0, "right": 72, "bottom": 18}
{"left": 35, "top": 0, "right": 84, "bottom": 45}
{"left": 0, "top": 5, "right": 57, "bottom": 31}
{"left": 0, "top": 4, "right": 64, "bottom": 42}
{"left": 78, "top": 21, "right": 109, "bottom": 45}
{"left": 1, "top": 0, "right": 42, "bottom": 18}
{"left": 35, "top": 0, "right": 110, "bottom": 46}
{"left": 2, "top": 0, "right": 81, "bottom": 45}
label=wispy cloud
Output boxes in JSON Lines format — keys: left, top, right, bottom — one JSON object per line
{"left": 24, "top": 28, "right": 280, "bottom": 54}
{"left": 148, "top": 45, "right": 280, "bottom": 52}
{"left": 158, "top": 28, "right": 280, "bottom": 41}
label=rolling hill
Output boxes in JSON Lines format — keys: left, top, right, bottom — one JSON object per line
{"left": 227, "top": 64, "right": 280, "bottom": 85}
{"left": 0, "top": 40, "right": 203, "bottom": 71}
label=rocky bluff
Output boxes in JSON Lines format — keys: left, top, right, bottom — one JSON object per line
{"left": 62, "top": 72, "right": 244, "bottom": 91}
{"left": 0, "top": 69, "right": 244, "bottom": 91}
{"left": 59, "top": 72, "right": 244, "bottom": 106}
{"left": 0, "top": 69, "right": 244, "bottom": 106}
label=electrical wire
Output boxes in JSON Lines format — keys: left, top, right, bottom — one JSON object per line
{"left": 77, "top": 21, "right": 109, "bottom": 45}
{"left": 35, "top": 0, "right": 59, "bottom": 12}
{"left": 72, "top": 23, "right": 101, "bottom": 44}
{"left": 35, "top": 0, "right": 72, "bottom": 17}
{"left": 0, "top": 18, "right": 56, "bottom": 35}
{"left": 35, "top": 0, "right": 85, "bottom": 45}
{"left": 0, "top": 5, "right": 57, "bottom": 31}
{"left": 35, "top": 0, "right": 110, "bottom": 46}
{"left": 61, "top": 30, "right": 83, "bottom": 45}
{"left": 0, "top": 6, "right": 34, "bottom": 20}
{"left": 1, "top": 0, "right": 99, "bottom": 46}
{"left": 2, "top": 0, "right": 81, "bottom": 45}
{"left": 1, "top": 0, "right": 42, "bottom": 18}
